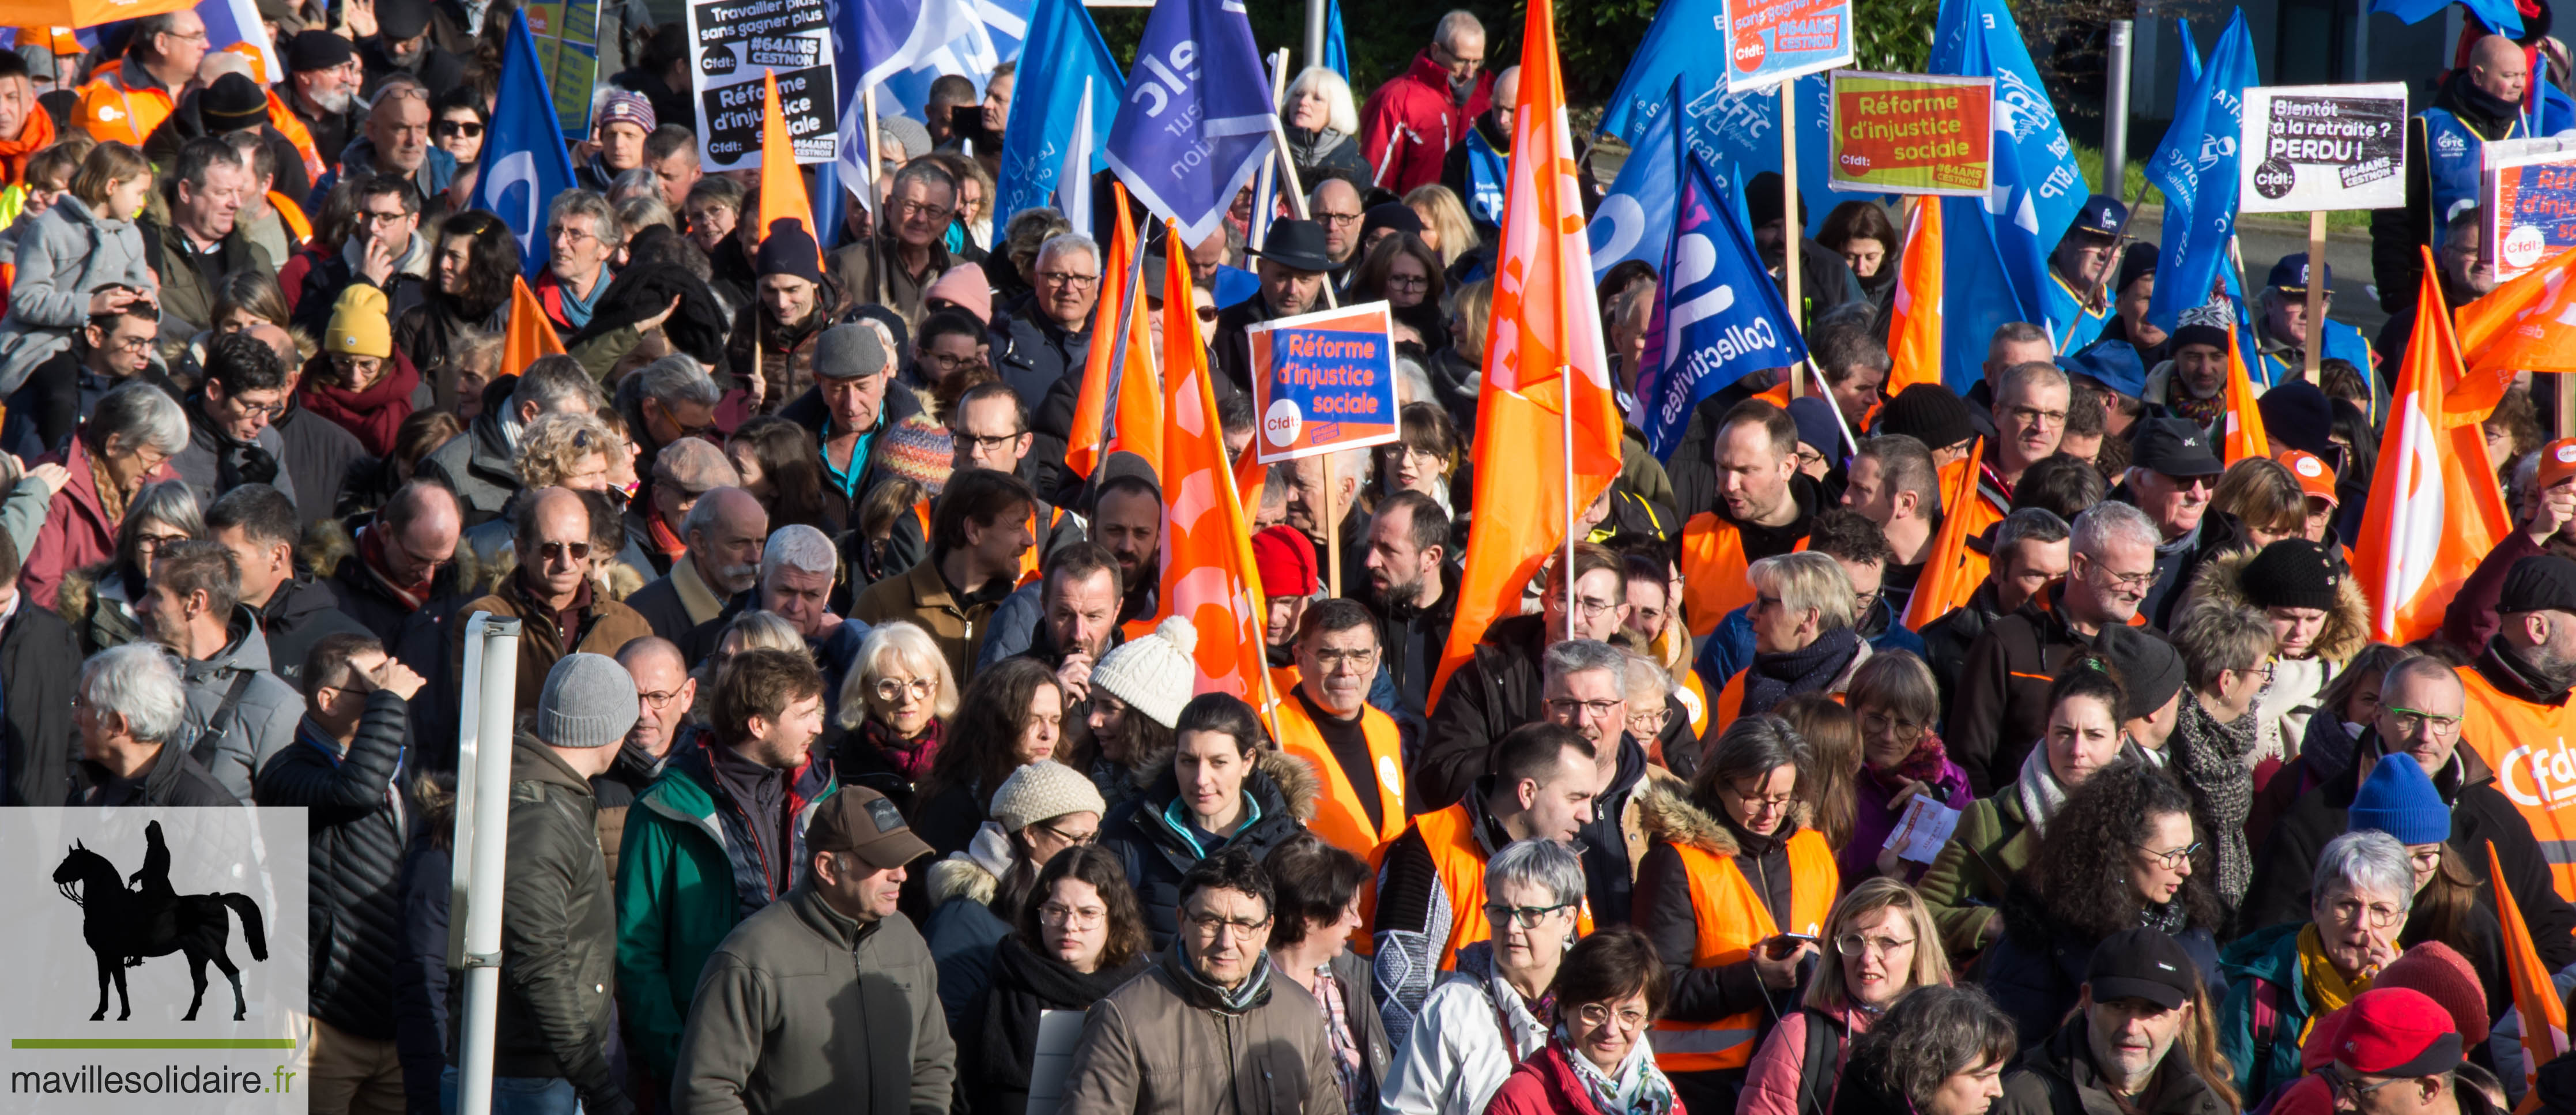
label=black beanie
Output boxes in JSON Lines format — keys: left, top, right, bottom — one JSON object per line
{"left": 2094, "top": 626, "right": 2185, "bottom": 722}
{"left": 2257, "top": 378, "right": 2337, "bottom": 459}
{"left": 2239, "top": 538, "right": 2342, "bottom": 612}
{"left": 756, "top": 219, "right": 824, "bottom": 284}
{"left": 1878, "top": 383, "right": 1975, "bottom": 451}
{"left": 202, "top": 73, "right": 267, "bottom": 134}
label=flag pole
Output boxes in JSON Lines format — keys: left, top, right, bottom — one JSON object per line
{"left": 1262, "top": 112, "right": 1338, "bottom": 308}
{"left": 1097, "top": 225, "right": 1152, "bottom": 452}
{"left": 1321, "top": 452, "right": 1341, "bottom": 596}
{"left": 1563, "top": 363, "right": 1576, "bottom": 626}
{"left": 865, "top": 84, "right": 887, "bottom": 308}
{"left": 1253, "top": 49, "right": 1291, "bottom": 251}
{"left": 2301, "top": 210, "right": 2325, "bottom": 384}
{"left": 1780, "top": 79, "right": 1804, "bottom": 398}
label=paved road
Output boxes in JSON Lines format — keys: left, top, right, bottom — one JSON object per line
{"left": 2128, "top": 209, "right": 2389, "bottom": 341}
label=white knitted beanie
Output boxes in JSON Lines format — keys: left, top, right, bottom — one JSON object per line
{"left": 1089, "top": 616, "right": 1198, "bottom": 729}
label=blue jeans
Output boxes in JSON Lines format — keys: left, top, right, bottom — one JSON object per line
{"left": 439, "top": 1067, "right": 581, "bottom": 1115}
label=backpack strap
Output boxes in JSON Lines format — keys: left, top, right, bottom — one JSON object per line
{"left": 1793, "top": 1008, "right": 1842, "bottom": 1115}
{"left": 2249, "top": 975, "right": 2284, "bottom": 1094}
{"left": 187, "top": 670, "right": 257, "bottom": 770}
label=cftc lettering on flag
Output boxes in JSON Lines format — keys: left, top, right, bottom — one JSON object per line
{"left": 689, "top": 0, "right": 838, "bottom": 169}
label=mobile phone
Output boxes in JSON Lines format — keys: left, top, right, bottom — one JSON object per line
{"left": 1764, "top": 933, "right": 1817, "bottom": 958}
{"left": 951, "top": 105, "right": 983, "bottom": 141}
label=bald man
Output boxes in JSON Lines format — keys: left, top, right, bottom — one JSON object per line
{"left": 595, "top": 635, "right": 695, "bottom": 879}
{"left": 2375, "top": 33, "right": 2530, "bottom": 323}
{"left": 1360, "top": 9, "right": 1496, "bottom": 193}
{"left": 1440, "top": 65, "right": 1519, "bottom": 229}
{"left": 626, "top": 487, "right": 769, "bottom": 639}
{"left": 331, "top": 479, "right": 473, "bottom": 749}
{"left": 451, "top": 487, "right": 656, "bottom": 714}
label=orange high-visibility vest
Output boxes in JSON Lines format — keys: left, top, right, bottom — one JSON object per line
{"left": 1937, "top": 457, "right": 2009, "bottom": 605}
{"left": 1679, "top": 513, "right": 1806, "bottom": 638}
{"left": 1273, "top": 689, "right": 1407, "bottom": 858}
{"left": 270, "top": 192, "right": 313, "bottom": 246}
{"left": 1357, "top": 801, "right": 1595, "bottom": 966}
{"left": 1269, "top": 662, "right": 1302, "bottom": 700}
{"left": 2457, "top": 665, "right": 2576, "bottom": 902}
{"left": 76, "top": 62, "right": 174, "bottom": 146}
{"left": 1650, "top": 828, "right": 1838, "bottom": 1073}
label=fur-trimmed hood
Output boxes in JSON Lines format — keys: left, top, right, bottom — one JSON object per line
{"left": 1255, "top": 745, "right": 1322, "bottom": 823}
{"left": 2187, "top": 544, "right": 2370, "bottom": 664}
{"left": 1632, "top": 781, "right": 1740, "bottom": 857}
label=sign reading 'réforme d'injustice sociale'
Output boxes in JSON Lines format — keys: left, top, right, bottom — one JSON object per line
{"left": 1246, "top": 303, "right": 1401, "bottom": 465}
{"left": 1827, "top": 71, "right": 1994, "bottom": 196}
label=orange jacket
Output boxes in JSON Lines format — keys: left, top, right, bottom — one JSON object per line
{"left": 76, "top": 59, "right": 175, "bottom": 146}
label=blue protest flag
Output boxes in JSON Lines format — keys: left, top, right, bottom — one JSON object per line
{"left": 469, "top": 11, "right": 579, "bottom": 280}
{"left": 1462, "top": 129, "right": 1506, "bottom": 225}
{"left": 836, "top": 0, "right": 983, "bottom": 204}
{"left": 1103, "top": 0, "right": 1276, "bottom": 246}
{"left": 1598, "top": 0, "right": 1721, "bottom": 142}
{"left": 2143, "top": 11, "right": 2257, "bottom": 332}
{"left": 1928, "top": 0, "right": 2085, "bottom": 381}
{"left": 996, "top": 0, "right": 1122, "bottom": 225}
{"left": 813, "top": 161, "right": 847, "bottom": 251}
{"left": 1668, "top": 74, "right": 1850, "bottom": 239}
{"left": 1325, "top": 0, "right": 1351, "bottom": 80}
{"left": 2370, "top": 0, "right": 2520, "bottom": 36}
{"left": 1591, "top": 79, "right": 1684, "bottom": 283}
{"left": 1636, "top": 152, "right": 1810, "bottom": 460}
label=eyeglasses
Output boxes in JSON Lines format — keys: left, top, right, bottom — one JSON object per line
{"left": 1545, "top": 698, "right": 1621, "bottom": 720}
{"left": 1836, "top": 932, "right": 1917, "bottom": 957}
{"left": 133, "top": 532, "right": 191, "bottom": 554}
{"left": 2006, "top": 405, "right": 2069, "bottom": 427}
{"left": 1036, "top": 270, "right": 1101, "bottom": 288}
{"left": 921, "top": 351, "right": 985, "bottom": 370}
{"left": 2383, "top": 706, "right": 2462, "bottom": 737}
{"left": 896, "top": 199, "right": 954, "bottom": 223}
{"left": 226, "top": 396, "right": 288, "bottom": 417}
{"left": 1574, "top": 1003, "right": 1649, "bottom": 1032}
{"left": 2132, "top": 841, "right": 2203, "bottom": 871}
{"left": 1038, "top": 902, "right": 1106, "bottom": 928}
{"left": 1184, "top": 911, "right": 1273, "bottom": 939}
{"left": 1568, "top": 596, "right": 1621, "bottom": 617}
{"left": 951, "top": 431, "right": 1024, "bottom": 453}
{"left": 1724, "top": 779, "right": 1798, "bottom": 811}
{"left": 1794, "top": 447, "right": 1828, "bottom": 470}
{"left": 1386, "top": 274, "right": 1431, "bottom": 290}
{"left": 2328, "top": 1067, "right": 2412, "bottom": 1101}
{"left": 435, "top": 120, "right": 485, "bottom": 138}
{"left": 2094, "top": 564, "right": 2159, "bottom": 592}
{"left": 101, "top": 333, "right": 153, "bottom": 355}
{"left": 1858, "top": 709, "right": 1925, "bottom": 744}
{"left": 1852, "top": 588, "right": 1881, "bottom": 615}
{"left": 1034, "top": 821, "right": 1099, "bottom": 847}
{"left": 2322, "top": 895, "right": 2408, "bottom": 929}
{"left": 1312, "top": 648, "right": 1378, "bottom": 672}
{"left": 873, "top": 676, "right": 937, "bottom": 702}
{"left": 638, "top": 689, "right": 684, "bottom": 709}
{"left": 1317, "top": 211, "right": 1363, "bottom": 227}
{"left": 534, "top": 541, "right": 593, "bottom": 562}
{"left": 1483, "top": 900, "right": 1576, "bottom": 929}
{"left": 552, "top": 224, "right": 601, "bottom": 246}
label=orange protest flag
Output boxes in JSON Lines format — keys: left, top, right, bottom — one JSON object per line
{"left": 2455, "top": 242, "right": 2576, "bottom": 412}
{"left": 2488, "top": 841, "right": 2570, "bottom": 1108}
{"left": 2222, "top": 321, "right": 2270, "bottom": 463}
{"left": 1152, "top": 225, "right": 1270, "bottom": 705}
{"left": 1427, "top": 0, "right": 1623, "bottom": 710}
{"left": 1063, "top": 188, "right": 1164, "bottom": 480}
{"left": 756, "top": 69, "right": 816, "bottom": 251}
{"left": 503, "top": 275, "right": 567, "bottom": 376}
{"left": 1902, "top": 439, "right": 1985, "bottom": 630}
{"left": 2352, "top": 249, "right": 2512, "bottom": 643}
{"left": 1885, "top": 195, "right": 1945, "bottom": 395}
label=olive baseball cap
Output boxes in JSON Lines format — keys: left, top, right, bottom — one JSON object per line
{"left": 808, "top": 787, "right": 933, "bottom": 871}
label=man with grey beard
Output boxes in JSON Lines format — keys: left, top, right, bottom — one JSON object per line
{"left": 626, "top": 487, "right": 768, "bottom": 641}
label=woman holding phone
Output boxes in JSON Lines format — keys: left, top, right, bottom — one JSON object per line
{"left": 1631, "top": 714, "right": 1841, "bottom": 1114}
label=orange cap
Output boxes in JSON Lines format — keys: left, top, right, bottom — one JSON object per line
{"left": 2543, "top": 438, "right": 2576, "bottom": 491}
{"left": 2280, "top": 449, "right": 2339, "bottom": 506}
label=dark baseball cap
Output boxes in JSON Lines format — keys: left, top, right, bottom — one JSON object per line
{"left": 2086, "top": 926, "right": 2200, "bottom": 1010}
{"left": 2267, "top": 252, "right": 2332, "bottom": 295}
{"left": 808, "top": 787, "right": 933, "bottom": 871}
{"left": 2128, "top": 417, "right": 2225, "bottom": 478}
{"left": 2068, "top": 194, "right": 2126, "bottom": 239}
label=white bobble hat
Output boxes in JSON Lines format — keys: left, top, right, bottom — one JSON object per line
{"left": 1089, "top": 616, "right": 1198, "bottom": 729}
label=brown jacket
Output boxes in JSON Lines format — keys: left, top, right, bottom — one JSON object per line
{"left": 451, "top": 572, "right": 656, "bottom": 715}
{"left": 1058, "top": 949, "right": 1344, "bottom": 1115}
{"left": 850, "top": 556, "right": 1006, "bottom": 686}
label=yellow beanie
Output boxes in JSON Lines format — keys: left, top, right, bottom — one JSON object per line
{"left": 326, "top": 285, "right": 393, "bottom": 359}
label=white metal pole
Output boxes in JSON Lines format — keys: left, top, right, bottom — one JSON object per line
{"left": 456, "top": 614, "right": 523, "bottom": 1115}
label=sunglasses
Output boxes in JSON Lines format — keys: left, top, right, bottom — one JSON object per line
{"left": 435, "top": 120, "right": 485, "bottom": 138}
{"left": 534, "top": 541, "right": 593, "bottom": 562}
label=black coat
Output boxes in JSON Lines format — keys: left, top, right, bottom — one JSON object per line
{"left": 973, "top": 935, "right": 1151, "bottom": 1115}
{"left": 1417, "top": 613, "right": 1548, "bottom": 814}
{"left": 77, "top": 745, "right": 240, "bottom": 805}
{"left": 255, "top": 570, "right": 376, "bottom": 691}
{"left": 778, "top": 381, "right": 925, "bottom": 537}
{"left": 1979, "top": 886, "right": 2225, "bottom": 1050}
{"left": 394, "top": 835, "right": 452, "bottom": 1115}
{"left": 271, "top": 401, "right": 369, "bottom": 535}
{"left": 323, "top": 545, "right": 468, "bottom": 769}
{"left": 1, "top": 600, "right": 81, "bottom": 806}
{"left": 1354, "top": 560, "right": 1459, "bottom": 725}
{"left": 1096, "top": 752, "right": 1310, "bottom": 950}
{"left": 1947, "top": 583, "right": 2117, "bottom": 797}
{"left": 255, "top": 695, "right": 411, "bottom": 1040}
{"left": 1990, "top": 1014, "right": 2233, "bottom": 1115}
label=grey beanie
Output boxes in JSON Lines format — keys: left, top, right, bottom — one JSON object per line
{"left": 537, "top": 653, "right": 640, "bottom": 748}
{"left": 813, "top": 322, "right": 890, "bottom": 381}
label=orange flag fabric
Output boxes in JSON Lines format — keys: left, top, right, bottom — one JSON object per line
{"left": 2352, "top": 250, "right": 2511, "bottom": 644}
{"left": 1152, "top": 228, "right": 1269, "bottom": 703}
{"left": 756, "top": 69, "right": 816, "bottom": 253}
{"left": 503, "top": 276, "right": 567, "bottom": 376}
{"left": 1885, "top": 195, "right": 1945, "bottom": 395}
{"left": 1063, "top": 189, "right": 1164, "bottom": 480}
{"left": 2455, "top": 243, "right": 2576, "bottom": 406}
{"left": 1902, "top": 439, "right": 1986, "bottom": 630}
{"left": 1427, "top": 0, "right": 1623, "bottom": 710}
{"left": 2222, "top": 322, "right": 2270, "bottom": 463}
{"left": 2488, "top": 841, "right": 2570, "bottom": 1108}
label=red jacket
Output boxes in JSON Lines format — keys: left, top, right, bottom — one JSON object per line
{"left": 22, "top": 434, "right": 178, "bottom": 609}
{"left": 1360, "top": 51, "right": 1493, "bottom": 194}
{"left": 1483, "top": 1041, "right": 1690, "bottom": 1115}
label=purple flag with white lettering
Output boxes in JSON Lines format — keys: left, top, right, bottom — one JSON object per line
{"left": 1102, "top": 0, "right": 1276, "bottom": 246}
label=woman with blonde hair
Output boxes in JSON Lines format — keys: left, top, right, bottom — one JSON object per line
{"left": 1742, "top": 879, "right": 1953, "bottom": 1115}
{"left": 1404, "top": 184, "right": 1480, "bottom": 270}
{"left": 0, "top": 140, "right": 156, "bottom": 402}
{"left": 832, "top": 619, "right": 960, "bottom": 808}
{"left": 1278, "top": 66, "right": 1368, "bottom": 187}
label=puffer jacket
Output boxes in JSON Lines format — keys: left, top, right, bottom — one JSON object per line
{"left": 414, "top": 408, "right": 519, "bottom": 528}
{"left": 2212, "top": 922, "right": 2315, "bottom": 1104}
{"left": 923, "top": 841, "right": 1017, "bottom": 1039}
{"left": 463, "top": 733, "right": 628, "bottom": 1114}
{"left": 0, "top": 194, "right": 155, "bottom": 396}
{"left": 250, "top": 569, "right": 375, "bottom": 691}
{"left": 178, "top": 607, "right": 310, "bottom": 802}
{"left": 670, "top": 882, "right": 955, "bottom": 1115}
{"left": 613, "top": 736, "right": 837, "bottom": 1084}
{"left": 254, "top": 693, "right": 410, "bottom": 1041}
{"left": 1417, "top": 612, "right": 1548, "bottom": 813}
{"left": 1097, "top": 747, "right": 1318, "bottom": 950}
{"left": 2184, "top": 545, "right": 2371, "bottom": 761}
{"left": 1058, "top": 949, "right": 1341, "bottom": 1115}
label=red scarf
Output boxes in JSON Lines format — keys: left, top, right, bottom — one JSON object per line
{"left": 1867, "top": 732, "right": 1956, "bottom": 793}
{"left": 300, "top": 349, "right": 423, "bottom": 456}
{"left": 860, "top": 715, "right": 944, "bottom": 782}
{"left": 646, "top": 502, "right": 687, "bottom": 557}
{"left": 359, "top": 523, "right": 434, "bottom": 608}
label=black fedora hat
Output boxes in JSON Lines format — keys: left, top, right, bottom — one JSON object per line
{"left": 1247, "top": 219, "right": 1336, "bottom": 273}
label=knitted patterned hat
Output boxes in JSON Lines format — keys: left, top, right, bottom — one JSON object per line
{"left": 989, "top": 759, "right": 1110, "bottom": 833}
{"left": 1091, "top": 616, "right": 1198, "bottom": 729}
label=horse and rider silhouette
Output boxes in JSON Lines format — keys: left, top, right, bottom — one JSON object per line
{"left": 51, "top": 821, "right": 268, "bottom": 1022}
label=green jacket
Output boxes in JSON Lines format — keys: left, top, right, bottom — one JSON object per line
{"left": 2215, "top": 922, "right": 2314, "bottom": 1105}
{"left": 614, "top": 749, "right": 838, "bottom": 1083}
{"left": 1917, "top": 789, "right": 2038, "bottom": 958}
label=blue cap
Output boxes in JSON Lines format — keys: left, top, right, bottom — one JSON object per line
{"left": 2060, "top": 338, "right": 2147, "bottom": 400}
{"left": 2349, "top": 752, "right": 2450, "bottom": 846}
{"left": 1787, "top": 395, "right": 1844, "bottom": 456}
{"left": 2069, "top": 194, "right": 2127, "bottom": 238}
{"left": 2268, "top": 252, "right": 2331, "bottom": 293}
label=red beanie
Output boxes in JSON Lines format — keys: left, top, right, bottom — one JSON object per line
{"left": 2333, "top": 988, "right": 2465, "bottom": 1078}
{"left": 2373, "top": 940, "right": 2491, "bottom": 1046}
{"left": 1251, "top": 525, "right": 1319, "bottom": 596}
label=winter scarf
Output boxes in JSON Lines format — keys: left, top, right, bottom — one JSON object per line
{"left": 188, "top": 396, "right": 280, "bottom": 490}
{"left": 2295, "top": 922, "right": 2372, "bottom": 1042}
{"left": 2013, "top": 740, "right": 2072, "bottom": 839}
{"left": 1456, "top": 941, "right": 1554, "bottom": 1057}
{"left": 298, "top": 349, "right": 422, "bottom": 456}
{"left": 858, "top": 715, "right": 944, "bottom": 783}
{"left": 1556, "top": 1027, "right": 1678, "bottom": 1115}
{"left": 1170, "top": 945, "right": 1275, "bottom": 1015}
{"left": 1867, "top": 732, "right": 1955, "bottom": 793}
{"left": 1744, "top": 627, "right": 1860, "bottom": 717}
{"left": 2171, "top": 694, "right": 2259, "bottom": 909}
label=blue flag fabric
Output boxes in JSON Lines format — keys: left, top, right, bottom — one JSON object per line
{"left": 837, "top": 0, "right": 982, "bottom": 204}
{"left": 1598, "top": 0, "right": 1721, "bottom": 143}
{"left": 1638, "top": 152, "right": 1810, "bottom": 460}
{"left": 997, "top": 0, "right": 1122, "bottom": 226}
{"left": 1103, "top": 0, "right": 1276, "bottom": 246}
{"left": 1683, "top": 74, "right": 1845, "bottom": 238}
{"left": 1591, "top": 79, "right": 1685, "bottom": 282}
{"left": 469, "top": 11, "right": 578, "bottom": 280}
{"left": 1929, "top": 0, "right": 2086, "bottom": 382}
{"left": 2370, "top": 0, "right": 2521, "bottom": 36}
{"left": 1462, "top": 129, "right": 1506, "bottom": 225}
{"left": 2143, "top": 12, "right": 2256, "bottom": 333}
{"left": 1325, "top": 0, "right": 1350, "bottom": 80}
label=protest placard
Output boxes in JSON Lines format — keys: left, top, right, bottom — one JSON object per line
{"left": 1827, "top": 71, "right": 1993, "bottom": 195}
{"left": 2236, "top": 82, "right": 2408, "bottom": 213}
{"left": 1246, "top": 303, "right": 1401, "bottom": 464}
{"left": 2486, "top": 136, "right": 2576, "bottom": 283}
{"left": 1722, "top": 0, "right": 1852, "bottom": 92}
{"left": 687, "top": 0, "right": 838, "bottom": 169}
{"left": 524, "top": 0, "right": 602, "bottom": 141}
